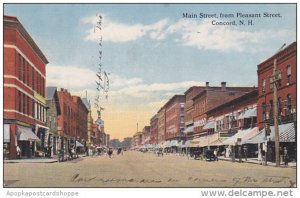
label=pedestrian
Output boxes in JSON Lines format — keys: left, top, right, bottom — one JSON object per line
{"left": 238, "top": 146, "right": 242, "bottom": 163}
{"left": 16, "top": 145, "right": 21, "bottom": 159}
{"left": 108, "top": 148, "right": 113, "bottom": 158}
{"left": 243, "top": 145, "right": 248, "bottom": 161}
{"left": 283, "top": 147, "right": 289, "bottom": 167}
{"left": 214, "top": 149, "right": 218, "bottom": 161}
{"left": 68, "top": 146, "right": 73, "bottom": 160}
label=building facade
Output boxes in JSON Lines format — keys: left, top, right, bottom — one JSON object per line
{"left": 4, "top": 15, "right": 49, "bottom": 159}
{"left": 257, "top": 42, "right": 296, "bottom": 129}
{"left": 150, "top": 114, "right": 158, "bottom": 144}
{"left": 165, "top": 95, "right": 186, "bottom": 140}
{"left": 82, "top": 98, "right": 93, "bottom": 148}
{"left": 46, "top": 87, "right": 61, "bottom": 156}
{"left": 72, "top": 96, "right": 89, "bottom": 146}
{"left": 184, "top": 85, "right": 206, "bottom": 135}
{"left": 142, "top": 126, "right": 151, "bottom": 145}
{"left": 192, "top": 82, "right": 256, "bottom": 137}
{"left": 57, "top": 88, "right": 77, "bottom": 152}
{"left": 157, "top": 107, "right": 166, "bottom": 143}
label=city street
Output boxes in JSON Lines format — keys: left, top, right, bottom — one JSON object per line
{"left": 4, "top": 151, "right": 296, "bottom": 188}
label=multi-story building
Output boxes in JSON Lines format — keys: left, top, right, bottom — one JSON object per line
{"left": 141, "top": 126, "right": 150, "bottom": 145}
{"left": 4, "top": 15, "right": 49, "bottom": 159}
{"left": 82, "top": 98, "right": 93, "bottom": 148}
{"left": 57, "top": 88, "right": 77, "bottom": 151}
{"left": 257, "top": 42, "right": 296, "bottom": 129}
{"left": 150, "top": 114, "right": 158, "bottom": 144}
{"left": 192, "top": 82, "right": 256, "bottom": 138}
{"left": 72, "top": 96, "right": 89, "bottom": 146}
{"left": 106, "top": 134, "right": 110, "bottom": 147}
{"left": 165, "top": 95, "right": 186, "bottom": 140}
{"left": 183, "top": 85, "right": 206, "bottom": 134}
{"left": 132, "top": 132, "right": 143, "bottom": 148}
{"left": 46, "top": 87, "right": 61, "bottom": 156}
{"left": 92, "top": 123, "right": 98, "bottom": 145}
{"left": 157, "top": 107, "right": 166, "bottom": 143}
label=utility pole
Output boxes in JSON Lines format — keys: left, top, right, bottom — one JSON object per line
{"left": 272, "top": 43, "right": 285, "bottom": 167}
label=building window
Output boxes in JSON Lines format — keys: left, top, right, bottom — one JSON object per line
{"left": 269, "top": 100, "right": 273, "bottom": 119}
{"left": 37, "top": 103, "right": 40, "bottom": 120}
{"left": 262, "top": 102, "right": 266, "bottom": 121}
{"left": 286, "top": 65, "right": 291, "bottom": 84}
{"left": 262, "top": 79, "right": 266, "bottom": 94}
{"left": 32, "top": 100, "right": 35, "bottom": 117}
{"left": 286, "top": 94, "right": 292, "bottom": 115}
{"left": 226, "top": 115, "right": 230, "bottom": 129}
{"left": 278, "top": 97, "right": 282, "bottom": 116}
{"left": 269, "top": 75, "right": 274, "bottom": 90}
{"left": 23, "top": 57, "right": 26, "bottom": 84}
{"left": 18, "top": 91, "right": 21, "bottom": 112}
{"left": 32, "top": 67, "right": 34, "bottom": 90}
{"left": 27, "top": 62, "right": 30, "bottom": 86}
{"left": 18, "top": 54, "right": 22, "bottom": 81}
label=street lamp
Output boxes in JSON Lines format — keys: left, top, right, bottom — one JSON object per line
{"left": 272, "top": 43, "right": 286, "bottom": 167}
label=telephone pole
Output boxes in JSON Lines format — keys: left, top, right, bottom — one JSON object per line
{"left": 273, "top": 43, "right": 285, "bottom": 167}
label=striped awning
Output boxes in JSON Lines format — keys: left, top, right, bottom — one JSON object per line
{"left": 222, "top": 127, "right": 259, "bottom": 146}
{"left": 17, "top": 125, "right": 40, "bottom": 142}
{"left": 203, "top": 121, "right": 215, "bottom": 130}
{"left": 184, "top": 125, "right": 194, "bottom": 133}
{"left": 245, "top": 123, "right": 295, "bottom": 144}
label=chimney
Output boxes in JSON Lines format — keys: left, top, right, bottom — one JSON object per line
{"left": 206, "top": 82, "right": 209, "bottom": 87}
{"left": 221, "top": 82, "right": 226, "bottom": 91}
{"left": 60, "top": 88, "right": 64, "bottom": 92}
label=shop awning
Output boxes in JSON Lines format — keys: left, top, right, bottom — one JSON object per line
{"left": 243, "top": 107, "right": 257, "bottom": 119}
{"left": 4, "top": 124, "right": 10, "bottom": 143}
{"left": 17, "top": 125, "right": 40, "bottom": 142}
{"left": 222, "top": 127, "right": 259, "bottom": 146}
{"left": 198, "top": 133, "right": 220, "bottom": 147}
{"left": 182, "top": 140, "right": 190, "bottom": 148}
{"left": 76, "top": 141, "right": 84, "bottom": 147}
{"left": 203, "top": 121, "right": 215, "bottom": 130}
{"left": 246, "top": 123, "right": 295, "bottom": 144}
{"left": 188, "top": 138, "right": 201, "bottom": 147}
{"left": 183, "top": 125, "right": 194, "bottom": 133}
{"left": 169, "top": 140, "right": 178, "bottom": 147}
{"left": 210, "top": 139, "right": 224, "bottom": 146}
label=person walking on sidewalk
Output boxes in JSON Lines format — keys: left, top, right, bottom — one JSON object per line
{"left": 243, "top": 145, "right": 248, "bottom": 161}
{"left": 283, "top": 147, "right": 289, "bottom": 167}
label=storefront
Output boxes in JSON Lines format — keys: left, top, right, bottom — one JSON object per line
{"left": 17, "top": 125, "right": 40, "bottom": 158}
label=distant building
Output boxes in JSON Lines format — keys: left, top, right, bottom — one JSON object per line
{"left": 46, "top": 87, "right": 61, "bottom": 156}
{"left": 157, "top": 107, "right": 166, "bottom": 143}
{"left": 4, "top": 15, "right": 49, "bottom": 159}
{"left": 150, "top": 114, "right": 158, "bottom": 144}
{"left": 183, "top": 85, "right": 206, "bottom": 135}
{"left": 57, "top": 88, "right": 77, "bottom": 152}
{"left": 72, "top": 96, "right": 89, "bottom": 146}
{"left": 142, "top": 126, "right": 150, "bottom": 145}
{"left": 132, "top": 132, "right": 143, "bottom": 148}
{"left": 106, "top": 134, "right": 110, "bottom": 147}
{"left": 192, "top": 82, "right": 256, "bottom": 138}
{"left": 165, "top": 95, "right": 185, "bottom": 141}
{"left": 82, "top": 98, "right": 93, "bottom": 148}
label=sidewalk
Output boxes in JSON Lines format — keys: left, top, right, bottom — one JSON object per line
{"left": 218, "top": 156, "right": 296, "bottom": 168}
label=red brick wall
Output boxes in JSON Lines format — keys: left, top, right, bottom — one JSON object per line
{"left": 257, "top": 42, "right": 296, "bottom": 129}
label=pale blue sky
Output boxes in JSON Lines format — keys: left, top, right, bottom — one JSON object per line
{"left": 4, "top": 4, "right": 296, "bottom": 139}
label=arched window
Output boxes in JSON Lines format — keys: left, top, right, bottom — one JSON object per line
{"left": 286, "top": 65, "right": 292, "bottom": 84}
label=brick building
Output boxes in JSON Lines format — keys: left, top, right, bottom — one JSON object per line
{"left": 4, "top": 15, "right": 49, "bottom": 159}
{"left": 257, "top": 42, "right": 296, "bottom": 129}
{"left": 165, "top": 95, "right": 185, "bottom": 140}
{"left": 205, "top": 89, "right": 258, "bottom": 139}
{"left": 46, "top": 87, "right": 61, "bottom": 156}
{"left": 183, "top": 85, "right": 206, "bottom": 135}
{"left": 82, "top": 98, "right": 93, "bottom": 148}
{"left": 157, "top": 107, "right": 166, "bottom": 143}
{"left": 132, "top": 132, "right": 143, "bottom": 148}
{"left": 192, "top": 82, "right": 256, "bottom": 138}
{"left": 150, "top": 114, "right": 158, "bottom": 144}
{"left": 142, "top": 126, "right": 151, "bottom": 145}
{"left": 72, "top": 96, "right": 89, "bottom": 146}
{"left": 57, "top": 88, "right": 77, "bottom": 151}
